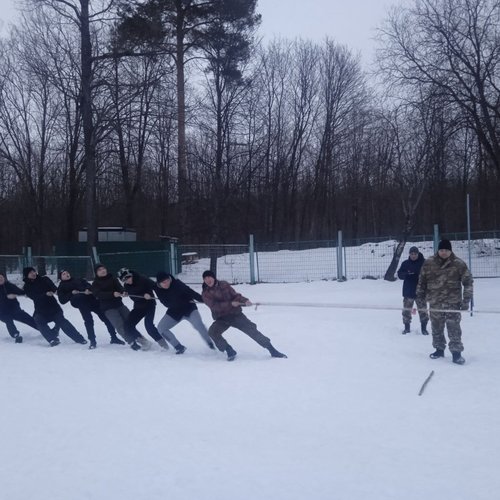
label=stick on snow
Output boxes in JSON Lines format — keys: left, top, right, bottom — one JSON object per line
{"left": 418, "top": 370, "right": 435, "bottom": 396}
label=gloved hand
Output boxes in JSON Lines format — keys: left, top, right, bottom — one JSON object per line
{"left": 460, "top": 300, "right": 470, "bottom": 311}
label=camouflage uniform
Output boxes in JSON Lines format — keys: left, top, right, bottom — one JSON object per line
{"left": 416, "top": 252, "right": 473, "bottom": 353}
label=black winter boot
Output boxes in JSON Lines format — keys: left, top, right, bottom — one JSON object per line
{"left": 421, "top": 320, "right": 429, "bottom": 335}
{"left": 268, "top": 344, "right": 288, "bottom": 358}
{"left": 429, "top": 349, "right": 445, "bottom": 359}
{"left": 130, "top": 341, "right": 141, "bottom": 351}
{"left": 226, "top": 346, "right": 237, "bottom": 361}
{"left": 402, "top": 323, "right": 410, "bottom": 334}
{"left": 452, "top": 352, "right": 466, "bottom": 365}
{"left": 110, "top": 335, "right": 126, "bottom": 345}
{"left": 49, "top": 338, "right": 60, "bottom": 347}
{"left": 14, "top": 334, "right": 23, "bottom": 343}
{"left": 175, "top": 344, "right": 186, "bottom": 355}
{"left": 89, "top": 341, "right": 97, "bottom": 350}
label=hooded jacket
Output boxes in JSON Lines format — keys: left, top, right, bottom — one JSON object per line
{"left": 123, "top": 272, "right": 157, "bottom": 310}
{"left": 0, "top": 274, "right": 25, "bottom": 314}
{"left": 91, "top": 273, "right": 125, "bottom": 311}
{"left": 202, "top": 280, "right": 248, "bottom": 320}
{"left": 23, "top": 274, "right": 62, "bottom": 319}
{"left": 57, "top": 277, "right": 99, "bottom": 309}
{"left": 397, "top": 252, "right": 425, "bottom": 298}
{"left": 155, "top": 274, "right": 202, "bottom": 321}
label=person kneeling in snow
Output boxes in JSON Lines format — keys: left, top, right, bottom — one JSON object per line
{"left": 201, "top": 270, "right": 287, "bottom": 361}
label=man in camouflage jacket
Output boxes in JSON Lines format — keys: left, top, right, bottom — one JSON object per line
{"left": 416, "top": 239, "right": 473, "bottom": 365}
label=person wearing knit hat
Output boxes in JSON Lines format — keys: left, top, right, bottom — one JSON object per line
{"left": 154, "top": 271, "right": 213, "bottom": 354}
{"left": 0, "top": 271, "right": 39, "bottom": 343}
{"left": 22, "top": 268, "right": 87, "bottom": 347}
{"left": 90, "top": 264, "right": 152, "bottom": 351}
{"left": 416, "top": 239, "right": 473, "bottom": 365}
{"left": 57, "top": 269, "right": 125, "bottom": 349}
{"left": 201, "top": 270, "right": 287, "bottom": 361}
{"left": 437, "top": 239, "right": 452, "bottom": 251}
{"left": 397, "top": 245, "right": 429, "bottom": 335}
{"left": 118, "top": 268, "right": 170, "bottom": 351}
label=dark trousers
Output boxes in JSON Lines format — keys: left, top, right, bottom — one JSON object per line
{"left": 208, "top": 312, "right": 271, "bottom": 352}
{"left": 34, "top": 311, "right": 85, "bottom": 344}
{"left": 77, "top": 303, "right": 117, "bottom": 342}
{"left": 126, "top": 304, "right": 162, "bottom": 342}
{"left": 104, "top": 306, "right": 141, "bottom": 344}
{"left": 0, "top": 309, "right": 38, "bottom": 337}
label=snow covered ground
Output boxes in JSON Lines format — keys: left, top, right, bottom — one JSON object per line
{"left": 1, "top": 277, "right": 499, "bottom": 500}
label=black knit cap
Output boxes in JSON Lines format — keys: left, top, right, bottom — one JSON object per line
{"left": 438, "top": 239, "right": 452, "bottom": 251}
{"left": 202, "top": 270, "right": 216, "bottom": 279}
{"left": 23, "top": 267, "right": 36, "bottom": 279}
{"left": 409, "top": 246, "right": 419, "bottom": 254}
{"left": 156, "top": 271, "right": 171, "bottom": 283}
{"left": 58, "top": 269, "right": 68, "bottom": 281}
{"left": 94, "top": 263, "right": 106, "bottom": 273}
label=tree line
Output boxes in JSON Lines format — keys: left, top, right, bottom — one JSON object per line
{"left": 0, "top": 0, "right": 499, "bottom": 255}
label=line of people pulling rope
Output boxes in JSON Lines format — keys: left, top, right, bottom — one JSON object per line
{"left": 0, "top": 265, "right": 287, "bottom": 361}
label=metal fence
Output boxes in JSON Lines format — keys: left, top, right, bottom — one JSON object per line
{"left": 177, "top": 236, "right": 500, "bottom": 284}
{"left": 2, "top": 234, "right": 499, "bottom": 285}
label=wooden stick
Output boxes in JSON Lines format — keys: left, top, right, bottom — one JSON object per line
{"left": 418, "top": 370, "right": 435, "bottom": 396}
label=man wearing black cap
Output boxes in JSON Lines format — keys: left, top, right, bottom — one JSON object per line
{"left": 397, "top": 246, "right": 428, "bottom": 334}
{"left": 0, "top": 271, "right": 39, "bottom": 343}
{"left": 22, "top": 267, "right": 87, "bottom": 347}
{"left": 416, "top": 239, "right": 473, "bottom": 365}
{"left": 57, "top": 269, "right": 124, "bottom": 349}
{"left": 91, "top": 264, "right": 152, "bottom": 351}
{"left": 201, "top": 270, "right": 287, "bottom": 361}
{"left": 118, "top": 267, "right": 170, "bottom": 351}
{"left": 154, "top": 271, "right": 213, "bottom": 353}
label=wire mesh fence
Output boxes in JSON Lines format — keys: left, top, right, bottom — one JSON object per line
{"left": 2, "top": 234, "right": 499, "bottom": 285}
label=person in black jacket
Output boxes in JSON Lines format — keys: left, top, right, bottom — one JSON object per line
{"left": 397, "top": 246, "right": 429, "bottom": 335}
{"left": 0, "top": 271, "right": 39, "bottom": 343}
{"left": 155, "top": 271, "right": 214, "bottom": 354}
{"left": 118, "top": 268, "right": 169, "bottom": 351}
{"left": 57, "top": 269, "right": 125, "bottom": 349}
{"left": 91, "top": 264, "right": 151, "bottom": 351}
{"left": 22, "top": 267, "right": 87, "bottom": 346}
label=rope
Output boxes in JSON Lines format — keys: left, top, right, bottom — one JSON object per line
{"left": 252, "top": 301, "right": 500, "bottom": 315}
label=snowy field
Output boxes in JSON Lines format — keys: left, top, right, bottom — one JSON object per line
{"left": 1, "top": 276, "right": 499, "bottom": 500}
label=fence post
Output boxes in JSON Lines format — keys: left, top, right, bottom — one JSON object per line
{"left": 91, "top": 246, "right": 99, "bottom": 266}
{"left": 433, "top": 224, "right": 439, "bottom": 253}
{"left": 337, "top": 230, "right": 344, "bottom": 281}
{"left": 170, "top": 242, "right": 178, "bottom": 277}
{"left": 26, "top": 246, "right": 32, "bottom": 267}
{"left": 249, "top": 234, "right": 256, "bottom": 284}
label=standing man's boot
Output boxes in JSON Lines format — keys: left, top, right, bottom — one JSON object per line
{"left": 429, "top": 349, "right": 445, "bottom": 359}
{"left": 421, "top": 320, "right": 429, "bottom": 335}
{"left": 402, "top": 323, "right": 411, "bottom": 334}
{"left": 452, "top": 352, "right": 466, "bottom": 365}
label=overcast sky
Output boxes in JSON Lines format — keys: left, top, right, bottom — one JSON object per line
{"left": 0, "top": 0, "right": 410, "bottom": 66}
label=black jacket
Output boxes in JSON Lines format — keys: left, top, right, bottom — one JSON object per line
{"left": 397, "top": 252, "right": 425, "bottom": 298}
{"left": 0, "top": 278, "right": 25, "bottom": 314}
{"left": 155, "top": 274, "right": 202, "bottom": 321}
{"left": 123, "top": 272, "right": 157, "bottom": 310}
{"left": 58, "top": 277, "right": 100, "bottom": 310}
{"left": 91, "top": 274, "right": 124, "bottom": 311}
{"left": 23, "top": 275, "right": 62, "bottom": 319}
